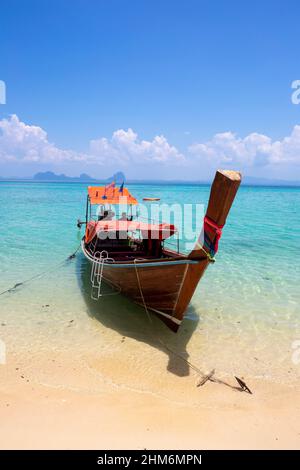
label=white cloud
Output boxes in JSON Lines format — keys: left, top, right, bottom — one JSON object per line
{"left": 0, "top": 115, "right": 184, "bottom": 167}
{"left": 0, "top": 114, "right": 85, "bottom": 163}
{"left": 189, "top": 126, "right": 300, "bottom": 168}
{"left": 270, "top": 125, "right": 300, "bottom": 164}
{"left": 1, "top": 115, "right": 300, "bottom": 177}
{"left": 90, "top": 128, "right": 185, "bottom": 165}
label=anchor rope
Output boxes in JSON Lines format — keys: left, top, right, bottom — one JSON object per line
{"left": 133, "top": 259, "right": 251, "bottom": 392}
{"left": 133, "top": 259, "right": 212, "bottom": 377}
{"left": 0, "top": 244, "right": 81, "bottom": 297}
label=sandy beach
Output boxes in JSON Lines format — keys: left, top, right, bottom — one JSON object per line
{"left": 1, "top": 341, "right": 300, "bottom": 450}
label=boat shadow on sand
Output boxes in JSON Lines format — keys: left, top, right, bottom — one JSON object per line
{"left": 77, "top": 255, "right": 199, "bottom": 377}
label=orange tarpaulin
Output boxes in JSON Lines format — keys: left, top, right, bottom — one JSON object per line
{"left": 88, "top": 186, "right": 138, "bottom": 205}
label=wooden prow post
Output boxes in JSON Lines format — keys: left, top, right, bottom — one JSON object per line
{"left": 189, "top": 170, "right": 242, "bottom": 259}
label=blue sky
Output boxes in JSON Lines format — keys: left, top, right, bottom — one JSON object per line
{"left": 0, "top": 0, "right": 300, "bottom": 180}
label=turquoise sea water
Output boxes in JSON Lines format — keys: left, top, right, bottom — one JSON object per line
{"left": 0, "top": 182, "right": 300, "bottom": 392}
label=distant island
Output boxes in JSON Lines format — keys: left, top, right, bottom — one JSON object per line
{"left": 0, "top": 171, "right": 299, "bottom": 186}
{"left": 32, "top": 171, "right": 126, "bottom": 183}
{"left": 33, "top": 171, "right": 97, "bottom": 182}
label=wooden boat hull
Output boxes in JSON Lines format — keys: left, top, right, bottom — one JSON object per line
{"left": 82, "top": 242, "right": 209, "bottom": 331}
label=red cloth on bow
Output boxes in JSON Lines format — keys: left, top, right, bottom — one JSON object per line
{"left": 203, "top": 216, "right": 224, "bottom": 255}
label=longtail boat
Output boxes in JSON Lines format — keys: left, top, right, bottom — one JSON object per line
{"left": 80, "top": 170, "right": 241, "bottom": 332}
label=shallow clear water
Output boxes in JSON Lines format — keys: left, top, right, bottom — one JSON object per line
{"left": 0, "top": 182, "right": 300, "bottom": 393}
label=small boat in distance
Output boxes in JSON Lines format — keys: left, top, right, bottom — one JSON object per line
{"left": 143, "top": 197, "right": 160, "bottom": 201}
{"left": 80, "top": 170, "right": 241, "bottom": 332}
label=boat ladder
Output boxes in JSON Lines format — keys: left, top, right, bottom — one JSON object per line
{"left": 90, "top": 250, "right": 115, "bottom": 300}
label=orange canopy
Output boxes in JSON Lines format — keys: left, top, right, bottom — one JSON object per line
{"left": 85, "top": 219, "right": 176, "bottom": 243}
{"left": 88, "top": 186, "right": 138, "bottom": 205}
